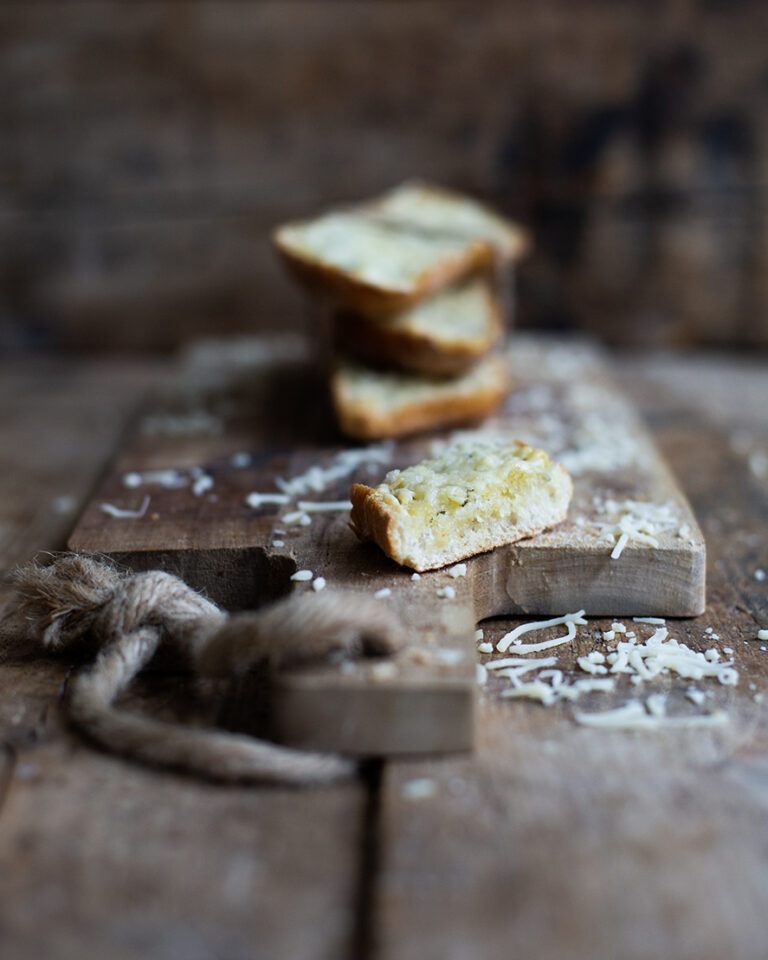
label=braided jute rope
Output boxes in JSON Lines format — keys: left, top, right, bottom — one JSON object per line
{"left": 5, "top": 554, "right": 399, "bottom": 786}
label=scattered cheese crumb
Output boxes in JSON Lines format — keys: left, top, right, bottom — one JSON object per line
{"left": 371, "top": 661, "right": 397, "bottom": 681}
{"left": 633, "top": 617, "right": 666, "bottom": 625}
{"left": 755, "top": 569, "right": 766, "bottom": 582}
{"left": 297, "top": 500, "right": 352, "bottom": 513}
{"left": 595, "top": 499, "right": 684, "bottom": 559}
{"left": 500, "top": 681, "right": 559, "bottom": 705}
{"left": 246, "top": 492, "right": 291, "bottom": 508}
{"left": 723, "top": 647, "right": 733, "bottom": 655}
{"left": 758, "top": 630, "right": 768, "bottom": 641}
{"left": 602, "top": 630, "right": 615, "bottom": 642}
{"left": 448, "top": 563, "right": 467, "bottom": 579}
{"left": 282, "top": 510, "right": 312, "bottom": 526}
{"left": 401, "top": 778, "right": 437, "bottom": 800}
{"left": 611, "top": 622, "right": 626, "bottom": 633}
{"left": 577, "top": 656, "right": 608, "bottom": 676}
{"left": 476, "top": 663, "right": 488, "bottom": 684}
{"left": 646, "top": 693, "right": 667, "bottom": 717}
{"left": 686, "top": 688, "right": 706, "bottom": 706}
{"left": 312, "top": 577, "right": 326, "bottom": 592}
{"left": 100, "top": 495, "right": 150, "bottom": 519}
{"left": 705, "top": 626, "right": 713, "bottom": 634}
{"left": 192, "top": 474, "right": 214, "bottom": 496}
{"left": 411, "top": 572, "right": 421, "bottom": 581}
{"left": 434, "top": 648, "right": 465, "bottom": 665}
{"left": 478, "top": 642, "right": 493, "bottom": 654}
{"left": 436, "top": 586, "right": 456, "bottom": 600}
{"left": 704, "top": 648, "right": 720, "bottom": 662}
{"left": 123, "top": 469, "right": 187, "bottom": 489}
{"left": 575, "top": 699, "right": 728, "bottom": 730}
{"left": 500, "top": 676, "right": 614, "bottom": 705}
{"left": 487, "top": 655, "right": 559, "bottom": 674}
{"left": 290, "top": 570, "right": 313, "bottom": 582}
{"left": 610, "top": 533, "right": 630, "bottom": 560}
{"left": 272, "top": 539, "right": 285, "bottom": 548}
{"left": 474, "top": 629, "right": 484, "bottom": 641}
{"left": 497, "top": 611, "right": 587, "bottom": 653}
{"left": 275, "top": 443, "right": 393, "bottom": 497}
{"left": 603, "top": 626, "right": 737, "bottom": 686}
{"left": 374, "top": 588, "right": 392, "bottom": 599}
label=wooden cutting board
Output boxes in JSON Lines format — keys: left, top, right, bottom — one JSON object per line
{"left": 68, "top": 334, "right": 705, "bottom": 755}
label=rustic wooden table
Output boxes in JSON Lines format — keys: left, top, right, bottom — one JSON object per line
{"left": 1, "top": 348, "right": 767, "bottom": 960}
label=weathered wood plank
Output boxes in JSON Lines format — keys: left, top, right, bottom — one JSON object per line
{"left": 0, "top": 354, "right": 370, "bottom": 960}
{"left": 372, "top": 355, "right": 768, "bottom": 960}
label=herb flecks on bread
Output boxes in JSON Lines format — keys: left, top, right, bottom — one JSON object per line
{"left": 350, "top": 439, "right": 572, "bottom": 571}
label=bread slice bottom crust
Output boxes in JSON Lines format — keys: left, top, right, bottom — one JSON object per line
{"left": 334, "top": 283, "right": 502, "bottom": 376}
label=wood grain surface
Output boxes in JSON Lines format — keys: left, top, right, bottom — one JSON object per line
{"left": 67, "top": 335, "right": 704, "bottom": 756}
{"left": 374, "top": 355, "right": 768, "bottom": 960}
{"left": 0, "top": 355, "right": 370, "bottom": 960}
{"left": 1, "top": 346, "right": 766, "bottom": 960}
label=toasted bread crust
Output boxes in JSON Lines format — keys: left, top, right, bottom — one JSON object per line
{"left": 330, "top": 356, "right": 509, "bottom": 440}
{"left": 333, "top": 286, "right": 503, "bottom": 376}
{"left": 350, "top": 463, "right": 572, "bottom": 571}
{"left": 273, "top": 224, "right": 493, "bottom": 318}
{"left": 349, "top": 483, "right": 400, "bottom": 555}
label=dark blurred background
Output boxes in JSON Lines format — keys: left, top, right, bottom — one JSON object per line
{"left": 3, "top": 0, "right": 768, "bottom": 355}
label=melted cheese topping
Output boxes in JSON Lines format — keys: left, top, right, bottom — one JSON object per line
{"left": 376, "top": 439, "right": 558, "bottom": 545}
{"left": 280, "top": 212, "right": 476, "bottom": 291}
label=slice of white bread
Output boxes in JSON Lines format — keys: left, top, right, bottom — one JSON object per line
{"left": 365, "top": 181, "right": 530, "bottom": 264}
{"left": 330, "top": 353, "right": 509, "bottom": 441}
{"left": 334, "top": 276, "right": 503, "bottom": 376}
{"left": 273, "top": 211, "right": 492, "bottom": 317}
{"left": 350, "top": 438, "right": 572, "bottom": 571}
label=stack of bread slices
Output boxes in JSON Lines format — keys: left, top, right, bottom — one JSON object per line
{"left": 273, "top": 181, "right": 529, "bottom": 440}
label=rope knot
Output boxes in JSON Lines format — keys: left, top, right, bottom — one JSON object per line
{"left": 5, "top": 553, "right": 400, "bottom": 786}
{"left": 92, "top": 571, "right": 223, "bottom": 649}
